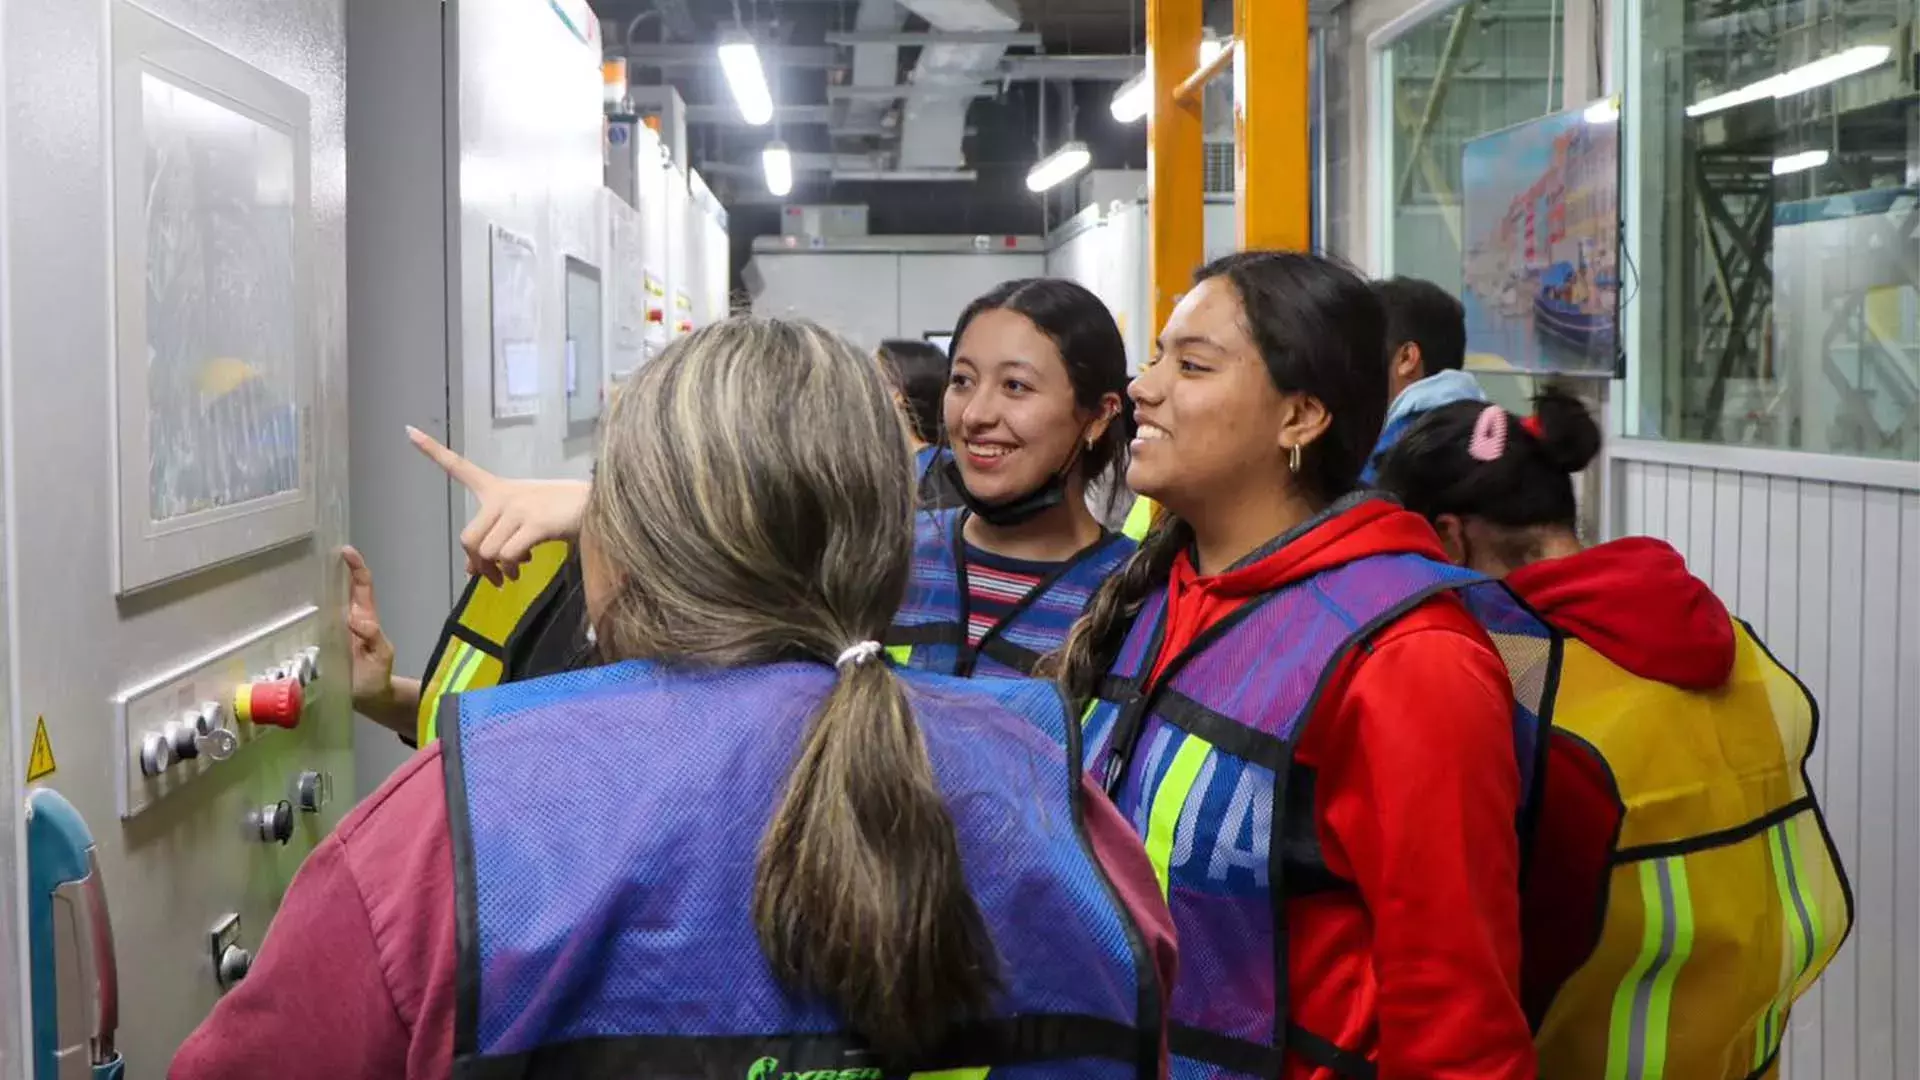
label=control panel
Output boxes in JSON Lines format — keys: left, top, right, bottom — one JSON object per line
{"left": 112, "top": 606, "right": 322, "bottom": 820}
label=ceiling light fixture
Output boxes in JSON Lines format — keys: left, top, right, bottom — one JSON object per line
{"left": 762, "top": 140, "right": 793, "bottom": 197}
{"left": 1771, "top": 148, "right": 1829, "bottom": 176}
{"left": 1026, "top": 140, "right": 1092, "bottom": 193}
{"left": 718, "top": 34, "right": 774, "bottom": 126}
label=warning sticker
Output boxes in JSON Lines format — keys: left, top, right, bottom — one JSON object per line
{"left": 26, "top": 716, "right": 55, "bottom": 782}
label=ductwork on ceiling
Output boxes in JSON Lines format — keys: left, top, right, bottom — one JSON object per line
{"left": 891, "top": 0, "right": 1022, "bottom": 171}
{"left": 840, "top": 0, "right": 911, "bottom": 141}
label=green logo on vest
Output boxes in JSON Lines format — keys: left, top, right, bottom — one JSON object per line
{"left": 745, "top": 1058, "right": 881, "bottom": 1080}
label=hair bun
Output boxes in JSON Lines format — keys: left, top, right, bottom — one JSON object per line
{"left": 1527, "top": 388, "right": 1602, "bottom": 474}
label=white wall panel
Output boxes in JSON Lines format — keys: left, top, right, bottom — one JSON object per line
{"left": 898, "top": 253, "right": 1045, "bottom": 340}
{"left": 750, "top": 253, "right": 901, "bottom": 351}
{"left": 1611, "top": 448, "right": 1920, "bottom": 1080}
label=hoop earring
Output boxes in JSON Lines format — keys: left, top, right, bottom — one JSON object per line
{"left": 1288, "top": 443, "right": 1302, "bottom": 475}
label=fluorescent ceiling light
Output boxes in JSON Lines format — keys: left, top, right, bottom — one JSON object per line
{"left": 1583, "top": 98, "right": 1620, "bottom": 124}
{"left": 1111, "top": 72, "right": 1148, "bottom": 122}
{"left": 1772, "top": 149, "right": 1829, "bottom": 176}
{"left": 1686, "top": 44, "right": 1891, "bottom": 118}
{"left": 1026, "top": 140, "right": 1092, "bottom": 193}
{"left": 1108, "top": 37, "right": 1230, "bottom": 125}
{"left": 718, "top": 37, "right": 774, "bottom": 126}
{"left": 762, "top": 141, "right": 793, "bottom": 196}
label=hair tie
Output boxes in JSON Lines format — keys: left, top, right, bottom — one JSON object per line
{"left": 835, "top": 641, "right": 884, "bottom": 670}
{"left": 1468, "top": 405, "right": 1508, "bottom": 462}
{"left": 1518, "top": 415, "right": 1544, "bottom": 439}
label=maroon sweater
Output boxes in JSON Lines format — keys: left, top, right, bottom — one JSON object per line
{"left": 170, "top": 746, "right": 1178, "bottom": 1079}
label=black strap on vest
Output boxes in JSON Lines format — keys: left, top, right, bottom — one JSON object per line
{"left": 1170, "top": 1021, "right": 1378, "bottom": 1080}
{"left": 454, "top": 1013, "right": 1148, "bottom": 1080}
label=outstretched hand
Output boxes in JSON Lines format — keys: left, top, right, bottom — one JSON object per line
{"left": 407, "top": 426, "right": 590, "bottom": 586}
{"left": 342, "top": 546, "right": 396, "bottom": 713}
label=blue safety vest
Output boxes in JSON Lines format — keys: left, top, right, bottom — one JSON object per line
{"left": 443, "top": 660, "right": 1164, "bottom": 1078}
{"left": 1083, "top": 543, "right": 1558, "bottom": 1079}
{"left": 886, "top": 509, "right": 1135, "bottom": 677}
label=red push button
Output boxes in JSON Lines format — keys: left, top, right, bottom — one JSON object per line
{"left": 234, "top": 679, "right": 303, "bottom": 729}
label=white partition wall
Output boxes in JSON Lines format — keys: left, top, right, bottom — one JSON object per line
{"left": 747, "top": 237, "right": 1046, "bottom": 351}
{"left": 1044, "top": 199, "right": 1237, "bottom": 372}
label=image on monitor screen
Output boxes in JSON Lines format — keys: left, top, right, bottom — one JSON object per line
{"left": 1461, "top": 98, "right": 1622, "bottom": 377}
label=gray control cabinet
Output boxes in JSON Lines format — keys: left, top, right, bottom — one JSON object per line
{"left": 1, "top": 0, "right": 349, "bottom": 1072}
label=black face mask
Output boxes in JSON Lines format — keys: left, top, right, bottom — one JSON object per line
{"left": 944, "top": 429, "right": 1090, "bottom": 529}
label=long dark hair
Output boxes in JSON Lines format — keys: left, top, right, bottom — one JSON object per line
{"left": 948, "top": 278, "right": 1134, "bottom": 492}
{"left": 1052, "top": 252, "right": 1386, "bottom": 705}
{"left": 1376, "top": 388, "right": 1602, "bottom": 530}
{"left": 585, "top": 316, "right": 999, "bottom": 1057}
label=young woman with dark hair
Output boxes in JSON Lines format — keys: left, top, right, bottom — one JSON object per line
{"left": 875, "top": 337, "right": 962, "bottom": 508}
{"left": 1378, "top": 392, "right": 1851, "bottom": 1080}
{"left": 172, "top": 317, "right": 1175, "bottom": 1079}
{"left": 1056, "top": 251, "right": 1550, "bottom": 1080}
{"left": 886, "top": 277, "right": 1140, "bottom": 681}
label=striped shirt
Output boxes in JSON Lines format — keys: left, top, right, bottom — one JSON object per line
{"left": 964, "top": 545, "right": 1065, "bottom": 647}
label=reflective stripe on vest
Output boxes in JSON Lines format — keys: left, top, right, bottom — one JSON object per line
{"left": 886, "top": 509, "right": 1134, "bottom": 678}
{"left": 1087, "top": 551, "right": 1556, "bottom": 1080}
{"left": 413, "top": 541, "right": 572, "bottom": 746}
{"left": 443, "top": 662, "right": 1164, "bottom": 1078}
{"left": 1534, "top": 624, "right": 1852, "bottom": 1080}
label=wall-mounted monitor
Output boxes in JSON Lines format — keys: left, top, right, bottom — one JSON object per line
{"left": 924, "top": 331, "right": 955, "bottom": 356}
{"left": 1461, "top": 98, "right": 1622, "bottom": 377}
{"left": 564, "top": 256, "right": 604, "bottom": 437}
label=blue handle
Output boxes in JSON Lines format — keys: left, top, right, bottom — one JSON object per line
{"left": 27, "top": 788, "right": 102, "bottom": 1080}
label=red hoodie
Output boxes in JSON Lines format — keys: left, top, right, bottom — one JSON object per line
{"left": 1146, "top": 498, "right": 1536, "bottom": 1080}
{"left": 1502, "top": 537, "right": 1736, "bottom": 1025}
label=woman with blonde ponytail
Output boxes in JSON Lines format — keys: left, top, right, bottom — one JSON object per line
{"left": 174, "top": 317, "right": 1173, "bottom": 1080}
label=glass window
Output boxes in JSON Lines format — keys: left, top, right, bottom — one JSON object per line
{"left": 1629, "top": 0, "right": 1917, "bottom": 460}
{"left": 1382, "top": 0, "right": 1568, "bottom": 292}
{"left": 1378, "top": 0, "right": 1570, "bottom": 414}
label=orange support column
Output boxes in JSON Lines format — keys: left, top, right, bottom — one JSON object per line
{"left": 1236, "top": 0, "right": 1311, "bottom": 250}
{"left": 1147, "top": 0, "right": 1204, "bottom": 335}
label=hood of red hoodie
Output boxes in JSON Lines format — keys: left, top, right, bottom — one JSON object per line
{"left": 1148, "top": 497, "right": 1449, "bottom": 687}
{"left": 1169, "top": 495, "right": 1449, "bottom": 601}
{"left": 1505, "top": 537, "right": 1735, "bottom": 691}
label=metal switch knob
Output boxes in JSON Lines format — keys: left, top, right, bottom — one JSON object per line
{"left": 290, "top": 651, "right": 317, "bottom": 686}
{"left": 138, "top": 732, "right": 175, "bottom": 777}
{"left": 216, "top": 945, "right": 252, "bottom": 989}
{"left": 249, "top": 801, "right": 294, "bottom": 845}
{"left": 293, "top": 771, "right": 330, "bottom": 814}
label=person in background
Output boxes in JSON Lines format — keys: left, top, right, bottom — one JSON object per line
{"left": 343, "top": 429, "right": 594, "bottom": 747}
{"left": 875, "top": 337, "right": 963, "bottom": 509}
{"left": 887, "top": 278, "right": 1137, "bottom": 682}
{"left": 172, "top": 316, "right": 1176, "bottom": 1079}
{"left": 1359, "top": 275, "right": 1485, "bottom": 485}
{"left": 1057, "top": 251, "right": 1543, "bottom": 1080}
{"left": 1377, "top": 391, "right": 1852, "bottom": 1080}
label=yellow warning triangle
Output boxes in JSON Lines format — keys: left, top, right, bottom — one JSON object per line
{"left": 26, "top": 715, "right": 55, "bottom": 782}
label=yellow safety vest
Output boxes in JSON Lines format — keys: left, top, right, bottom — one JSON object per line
{"left": 1120, "top": 496, "right": 1155, "bottom": 541}
{"left": 1535, "top": 620, "right": 1852, "bottom": 1080}
{"left": 415, "top": 541, "right": 573, "bottom": 746}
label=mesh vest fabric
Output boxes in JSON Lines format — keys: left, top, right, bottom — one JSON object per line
{"left": 886, "top": 509, "right": 1136, "bottom": 678}
{"left": 1083, "top": 553, "right": 1558, "bottom": 1080}
{"left": 443, "top": 660, "right": 1163, "bottom": 1079}
{"left": 415, "top": 541, "right": 577, "bottom": 746}
{"left": 1531, "top": 622, "right": 1852, "bottom": 1080}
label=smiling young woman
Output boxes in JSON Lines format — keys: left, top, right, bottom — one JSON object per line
{"left": 883, "top": 278, "right": 1140, "bottom": 684}
{"left": 1059, "top": 251, "right": 1555, "bottom": 1080}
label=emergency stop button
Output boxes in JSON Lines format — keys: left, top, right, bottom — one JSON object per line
{"left": 235, "top": 679, "right": 303, "bottom": 729}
